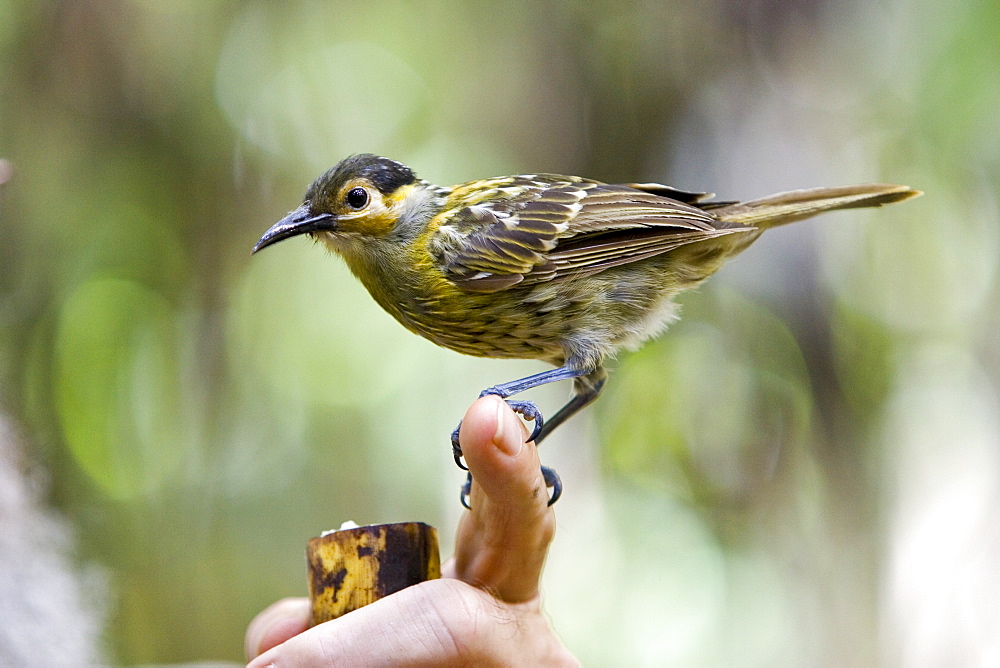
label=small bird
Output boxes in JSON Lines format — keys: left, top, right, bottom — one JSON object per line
{"left": 254, "top": 154, "right": 920, "bottom": 507}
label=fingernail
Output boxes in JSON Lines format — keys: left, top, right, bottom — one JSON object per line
{"left": 494, "top": 399, "right": 524, "bottom": 457}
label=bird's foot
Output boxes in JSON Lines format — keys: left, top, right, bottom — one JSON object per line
{"left": 454, "top": 393, "right": 556, "bottom": 509}
{"left": 451, "top": 422, "right": 468, "bottom": 471}
{"left": 460, "top": 471, "right": 473, "bottom": 509}
{"left": 503, "top": 400, "right": 544, "bottom": 443}
{"left": 460, "top": 466, "right": 563, "bottom": 509}
{"left": 541, "top": 465, "right": 562, "bottom": 506}
{"left": 452, "top": 395, "right": 544, "bottom": 471}
{"left": 478, "top": 388, "right": 545, "bottom": 443}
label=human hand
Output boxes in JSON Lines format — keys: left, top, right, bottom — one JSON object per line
{"left": 245, "top": 395, "right": 579, "bottom": 666}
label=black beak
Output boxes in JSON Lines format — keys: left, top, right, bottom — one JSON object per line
{"left": 252, "top": 205, "right": 337, "bottom": 253}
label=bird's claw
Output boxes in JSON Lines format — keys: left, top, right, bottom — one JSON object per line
{"left": 454, "top": 392, "right": 555, "bottom": 509}
{"left": 459, "top": 465, "right": 562, "bottom": 509}
{"left": 452, "top": 396, "right": 544, "bottom": 469}
{"left": 460, "top": 471, "right": 473, "bottom": 509}
{"left": 504, "top": 399, "right": 544, "bottom": 443}
{"left": 541, "top": 465, "right": 562, "bottom": 506}
{"left": 451, "top": 422, "right": 468, "bottom": 470}
{"left": 476, "top": 390, "right": 545, "bottom": 443}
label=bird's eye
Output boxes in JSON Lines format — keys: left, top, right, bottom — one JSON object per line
{"left": 346, "top": 187, "right": 369, "bottom": 209}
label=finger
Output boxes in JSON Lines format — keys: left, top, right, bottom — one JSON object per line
{"left": 453, "top": 394, "right": 556, "bottom": 603}
{"left": 245, "top": 597, "right": 311, "bottom": 659}
{"left": 246, "top": 579, "right": 575, "bottom": 667}
{"left": 247, "top": 581, "right": 474, "bottom": 667}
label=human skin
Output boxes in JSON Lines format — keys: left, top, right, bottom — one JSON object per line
{"left": 245, "top": 395, "right": 579, "bottom": 667}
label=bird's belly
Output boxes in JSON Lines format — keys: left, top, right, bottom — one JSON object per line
{"left": 385, "top": 269, "right": 684, "bottom": 367}
{"left": 394, "top": 290, "right": 570, "bottom": 363}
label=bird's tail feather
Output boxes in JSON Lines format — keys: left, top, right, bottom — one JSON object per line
{"left": 712, "top": 184, "right": 922, "bottom": 230}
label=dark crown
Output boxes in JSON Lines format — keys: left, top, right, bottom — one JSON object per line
{"left": 308, "top": 154, "right": 417, "bottom": 201}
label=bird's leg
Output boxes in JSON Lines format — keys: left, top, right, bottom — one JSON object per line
{"left": 534, "top": 367, "right": 608, "bottom": 444}
{"left": 453, "top": 364, "right": 601, "bottom": 508}
{"left": 452, "top": 365, "right": 592, "bottom": 466}
{"left": 480, "top": 365, "right": 597, "bottom": 441}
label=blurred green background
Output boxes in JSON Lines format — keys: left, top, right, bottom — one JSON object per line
{"left": 1, "top": 0, "right": 998, "bottom": 664}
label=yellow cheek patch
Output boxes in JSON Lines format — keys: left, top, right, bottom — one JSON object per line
{"left": 382, "top": 183, "right": 417, "bottom": 211}
{"left": 331, "top": 180, "right": 410, "bottom": 237}
{"left": 337, "top": 183, "right": 419, "bottom": 237}
{"left": 336, "top": 207, "right": 397, "bottom": 237}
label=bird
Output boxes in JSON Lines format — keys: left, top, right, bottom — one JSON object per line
{"left": 253, "top": 154, "right": 920, "bottom": 507}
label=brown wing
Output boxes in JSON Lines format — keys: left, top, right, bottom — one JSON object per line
{"left": 436, "top": 178, "right": 754, "bottom": 293}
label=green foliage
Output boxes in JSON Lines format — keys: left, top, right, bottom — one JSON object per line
{"left": 1, "top": 0, "right": 996, "bottom": 664}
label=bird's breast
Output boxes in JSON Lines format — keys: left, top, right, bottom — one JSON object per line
{"left": 338, "top": 240, "right": 564, "bottom": 362}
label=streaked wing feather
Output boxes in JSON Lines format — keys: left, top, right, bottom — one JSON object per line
{"left": 452, "top": 272, "right": 525, "bottom": 292}
{"left": 440, "top": 181, "right": 752, "bottom": 293}
{"left": 625, "top": 182, "right": 715, "bottom": 204}
{"left": 533, "top": 228, "right": 748, "bottom": 278}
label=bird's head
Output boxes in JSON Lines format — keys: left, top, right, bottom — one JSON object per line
{"left": 253, "top": 154, "right": 422, "bottom": 253}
